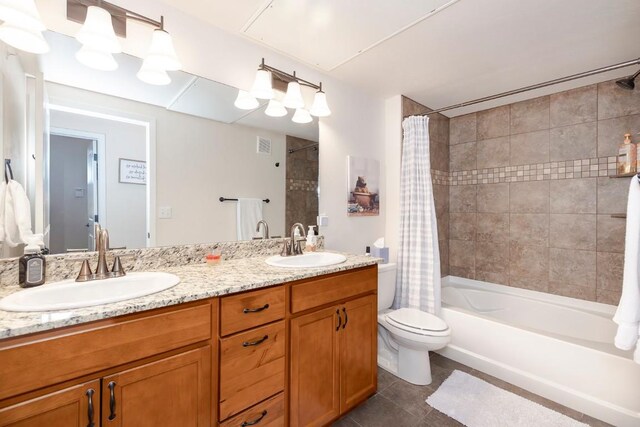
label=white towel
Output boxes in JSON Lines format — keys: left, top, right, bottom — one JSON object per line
{"left": 3, "top": 179, "right": 35, "bottom": 247}
{"left": 613, "top": 177, "right": 640, "bottom": 363}
{"left": 236, "top": 198, "right": 263, "bottom": 241}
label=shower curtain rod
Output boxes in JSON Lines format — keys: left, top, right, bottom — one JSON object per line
{"left": 420, "top": 57, "right": 640, "bottom": 116}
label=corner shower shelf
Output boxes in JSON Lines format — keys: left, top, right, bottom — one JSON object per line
{"left": 609, "top": 172, "right": 638, "bottom": 178}
{"left": 610, "top": 213, "right": 626, "bottom": 219}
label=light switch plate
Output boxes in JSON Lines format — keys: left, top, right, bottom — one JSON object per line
{"left": 317, "top": 214, "right": 328, "bottom": 227}
{"left": 159, "top": 206, "right": 172, "bottom": 219}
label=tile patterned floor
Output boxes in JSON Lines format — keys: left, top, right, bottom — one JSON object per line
{"left": 333, "top": 353, "right": 613, "bottom": 427}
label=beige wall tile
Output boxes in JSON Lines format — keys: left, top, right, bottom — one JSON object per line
{"left": 476, "top": 241, "right": 509, "bottom": 274}
{"left": 548, "top": 282, "right": 596, "bottom": 301}
{"left": 475, "top": 270, "right": 508, "bottom": 284}
{"left": 549, "top": 122, "right": 597, "bottom": 162}
{"left": 433, "top": 184, "right": 449, "bottom": 219}
{"left": 598, "top": 80, "right": 640, "bottom": 120}
{"left": 548, "top": 248, "right": 596, "bottom": 287}
{"left": 510, "top": 181, "right": 549, "bottom": 213}
{"left": 596, "top": 289, "right": 621, "bottom": 305}
{"left": 511, "top": 96, "right": 550, "bottom": 134}
{"left": 510, "top": 243, "right": 549, "bottom": 283}
{"left": 509, "top": 130, "right": 550, "bottom": 165}
{"left": 477, "top": 183, "right": 509, "bottom": 213}
{"left": 596, "top": 114, "right": 640, "bottom": 157}
{"left": 477, "top": 105, "right": 510, "bottom": 140}
{"left": 597, "top": 177, "right": 628, "bottom": 214}
{"left": 477, "top": 136, "right": 510, "bottom": 169}
{"left": 450, "top": 239, "right": 475, "bottom": 269}
{"left": 549, "top": 214, "right": 596, "bottom": 250}
{"left": 450, "top": 213, "right": 476, "bottom": 241}
{"left": 431, "top": 140, "right": 450, "bottom": 172}
{"left": 450, "top": 113, "right": 477, "bottom": 145}
{"left": 430, "top": 115, "right": 450, "bottom": 145}
{"left": 437, "top": 212, "right": 449, "bottom": 241}
{"left": 450, "top": 266, "right": 475, "bottom": 279}
{"left": 596, "top": 215, "right": 625, "bottom": 253}
{"left": 550, "top": 178, "right": 596, "bottom": 214}
{"left": 549, "top": 84, "right": 597, "bottom": 127}
{"left": 450, "top": 141, "right": 476, "bottom": 171}
{"left": 510, "top": 213, "right": 549, "bottom": 246}
{"left": 449, "top": 185, "right": 477, "bottom": 213}
{"left": 596, "top": 252, "right": 623, "bottom": 293}
{"left": 477, "top": 213, "right": 509, "bottom": 242}
{"left": 439, "top": 239, "right": 449, "bottom": 277}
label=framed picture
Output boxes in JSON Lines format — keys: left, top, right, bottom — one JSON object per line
{"left": 119, "top": 158, "right": 146, "bottom": 185}
{"left": 347, "top": 156, "right": 380, "bottom": 216}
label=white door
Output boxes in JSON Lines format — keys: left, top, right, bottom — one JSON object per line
{"left": 86, "top": 141, "right": 98, "bottom": 250}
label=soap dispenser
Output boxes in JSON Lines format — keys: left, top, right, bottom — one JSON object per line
{"left": 19, "top": 240, "right": 46, "bottom": 288}
{"left": 305, "top": 225, "right": 317, "bottom": 252}
{"left": 618, "top": 133, "right": 636, "bottom": 174}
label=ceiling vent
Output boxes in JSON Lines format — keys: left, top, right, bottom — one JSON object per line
{"left": 257, "top": 136, "right": 271, "bottom": 155}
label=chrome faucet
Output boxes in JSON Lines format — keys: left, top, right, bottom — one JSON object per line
{"left": 76, "top": 228, "right": 126, "bottom": 282}
{"left": 281, "top": 223, "right": 306, "bottom": 256}
{"left": 256, "top": 220, "right": 270, "bottom": 239}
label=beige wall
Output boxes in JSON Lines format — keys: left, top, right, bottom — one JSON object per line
{"left": 447, "top": 78, "right": 640, "bottom": 304}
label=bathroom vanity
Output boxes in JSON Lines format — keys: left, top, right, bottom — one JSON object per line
{"left": 0, "top": 255, "right": 378, "bottom": 427}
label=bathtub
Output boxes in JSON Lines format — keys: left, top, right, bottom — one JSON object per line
{"left": 439, "top": 276, "right": 640, "bottom": 427}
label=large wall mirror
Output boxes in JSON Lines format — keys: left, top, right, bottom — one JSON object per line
{"left": 0, "top": 31, "right": 319, "bottom": 257}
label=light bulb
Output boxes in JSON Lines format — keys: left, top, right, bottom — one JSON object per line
{"left": 137, "top": 64, "right": 171, "bottom": 85}
{"left": 310, "top": 91, "right": 331, "bottom": 117}
{"left": 250, "top": 69, "right": 273, "bottom": 100}
{"left": 292, "top": 108, "right": 312, "bottom": 124}
{"left": 0, "top": 0, "right": 45, "bottom": 31}
{"left": 283, "top": 81, "right": 304, "bottom": 109}
{"left": 75, "top": 44, "right": 118, "bottom": 71}
{"left": 76, "top": 6, "right": 121, "bottom": 53}
{"left": 265, "top": 99, "right": 287, "bottom": 117}
{"left": 0, "top": 21, "right": 49, "bottom": 54}
{"left": 142, "top": 29, "right": 181, "bottom": 71}
{"left": 234, "top": 90, "right": 259, "bottom": 110}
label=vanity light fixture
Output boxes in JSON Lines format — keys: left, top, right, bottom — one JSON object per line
{"left": 239, "top": 58, "right": 331, "bottom": 122}
{"left": 0, "top": 0, "right": 50, "bottom": 54}
{"left": 68, "top": 0, "right": 181, "bottom": 84}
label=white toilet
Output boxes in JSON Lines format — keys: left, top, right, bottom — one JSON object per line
{"left": 377, "top": 263, "right": 451, "bottom": 385}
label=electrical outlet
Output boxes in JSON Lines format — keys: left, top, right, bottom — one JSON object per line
{"left": 159, "top": 206, "right": 172, "bottom": 219}
{"left": 317, "top": 214, "right": 328, "bottom": 227}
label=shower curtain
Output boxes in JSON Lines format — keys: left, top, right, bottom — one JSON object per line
{"left": 394, "top": 115, "right": 441, "bottom": 314}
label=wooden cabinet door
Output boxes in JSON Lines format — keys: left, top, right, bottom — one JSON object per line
{"left": 290, "top": 306, "right": 340, "bottom": 427}
{"left": 340, "top": 294, "right": 377, "bottom": 413}
{"left": 0, "top": 380, "right": 100, "bottom": 427}
{"left": 101, "top": 346, "right": 211, "bottom": 427}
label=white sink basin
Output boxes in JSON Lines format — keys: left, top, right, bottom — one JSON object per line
{"left": 0, "top": 272, "right": 180, "bottom": 312}
{"left": 265, "top": 252, "right": 347, "bottom": 268}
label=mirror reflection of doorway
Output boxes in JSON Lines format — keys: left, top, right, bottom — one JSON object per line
{"left": 49, "top": 130, "right": 103, "bottom": 253}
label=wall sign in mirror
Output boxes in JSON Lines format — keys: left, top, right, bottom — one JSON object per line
{"left": 0, "top": 30, "right": 319, "bottom": 258}
{"left": 119, "top": 159, "right": 147, "bottom": 185}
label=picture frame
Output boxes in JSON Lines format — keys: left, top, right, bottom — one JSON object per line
{"left": 347, "top": 156, "right": 380, "bottom": 216}
{"left": 118, "top": 158, "right": 146, "bottom": 185}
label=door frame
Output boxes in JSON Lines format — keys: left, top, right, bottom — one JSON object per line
{"left": 49, "top": 127, "right": 106, "bottom": 232}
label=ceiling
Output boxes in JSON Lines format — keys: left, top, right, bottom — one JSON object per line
{"left": 159, "top": 0, "right": 640, "bottom": 116}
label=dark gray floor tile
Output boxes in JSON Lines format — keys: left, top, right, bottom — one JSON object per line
{"left": 348, "top": 394, "right": 425, "bottom": 427}
{"left": 379, "top": 378, "right": 435, "bottom": 418}
{"left": 377, "top": 367, "right": 398, "bottom": 392}
{"left": 581, "top": 414, "right": 615, "bottom": 427}
{"left": 331, "top": 415, "right": 361, "bottom": 427}
{"left": 431, "top": 352, "right": 473, "bottom": 373}
{"left": 420, "top": 408, "right": 464, "bottom": 427}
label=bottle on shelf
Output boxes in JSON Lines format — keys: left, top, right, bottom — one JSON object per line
{"left": 617, "top": 133, "right": 636, "bottom": 175}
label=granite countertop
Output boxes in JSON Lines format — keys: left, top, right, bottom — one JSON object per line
{"left": 0, "top": 252, "right": 379, "bottom": 339}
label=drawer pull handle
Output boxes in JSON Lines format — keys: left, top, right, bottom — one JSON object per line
{"left": 243, "top": 303, "right": 269, "bottom": 314}
{"left": 86, "top": 388, "right": 95, "bottom": 427}
{"left": 243, "top": 335, "right": 269, "bottom": 347}
{"left": 342, "top": 307, "right": 348, "bottom": 329}
{"left": 241, "top": 410, "right": 268, "bottom": 426}
{"left": 336, "top": 309, "right": 342, "bottom": 331}
{"left": 108, "top": 381, "right": 117, "bottom": 421}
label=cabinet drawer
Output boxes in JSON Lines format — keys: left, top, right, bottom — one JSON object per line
{"left": 290, "top": 266, "right": 377, "bottom": 313}
{"left": 220, "top": 286, "right": 285, "bottom": 336}
{"left": 219, "top": 393, "right": 285, "bottom": 427}
{"left": 219, "top": 321, "right": 285, "bottom": 420}
{"left": 0, "top": 301, "right": 212, "bottom": 401}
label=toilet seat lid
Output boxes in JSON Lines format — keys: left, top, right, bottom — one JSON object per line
{"left": 386, "top": 308, "right": 448, "bottom": 333}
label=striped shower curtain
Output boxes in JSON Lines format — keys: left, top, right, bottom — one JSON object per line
{"left": 393, "top": 115, "right": 441, "bottom": 314}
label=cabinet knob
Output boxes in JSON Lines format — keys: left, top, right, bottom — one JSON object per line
{"left": 243, "top": 303, "right": 270, "bottom": 314}
{"left": 86, "top": 388, "right": 95, "bottom": 427}
{"left": 108, "top": 381, "right": 117, "bottom": 421}
{"left": 241, "top": 410, "right": 268, "bottom": 426}
{"left": 242, "top": 335, "right": 269, "bottom": 347}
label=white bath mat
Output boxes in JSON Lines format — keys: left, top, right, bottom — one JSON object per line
{"left": 426, "top": 370, "right": 588, "bottom": 427}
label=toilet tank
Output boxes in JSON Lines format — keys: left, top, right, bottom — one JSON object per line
{"left": 377, "top": 263, "right": 397, "bottom": 311}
